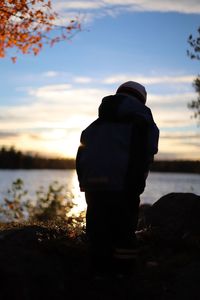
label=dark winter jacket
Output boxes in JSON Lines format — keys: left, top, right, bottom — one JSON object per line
{"left": 76, "top": 93, "right": 159, "bottom": 193}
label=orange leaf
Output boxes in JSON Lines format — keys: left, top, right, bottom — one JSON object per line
{"left": 33, "top": 47, "right": 39, "bottom": 55}
{"left": 11, "top": 56, "right": 17, "bottom": 63}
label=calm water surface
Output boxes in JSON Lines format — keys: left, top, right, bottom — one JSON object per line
{"left": 0, "top": 170, "right": 200, "bottom": 214}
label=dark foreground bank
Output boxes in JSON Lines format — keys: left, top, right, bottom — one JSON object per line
{"left": 0, "top": 192, "right": 200, "bottom": 300}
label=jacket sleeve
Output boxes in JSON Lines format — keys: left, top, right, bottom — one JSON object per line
{"left": 134, "top": 110, "right": 159, "bottom": 175}
{"left": 138, "top": 119, "right": 159, "bottom": 189}
{"left": 145, "top": 108, "right": 159, "bottom": 161}
{"left": 147, "top": 122, "right": 159, "bottom": 163}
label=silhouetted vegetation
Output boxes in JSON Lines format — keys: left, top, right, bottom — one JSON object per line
{"left": 187, "top": 26, "right": 200, "bottom": 120}
{"left": 0, "top": 179, "right": 71, "bottom": 222}
{"left": 0, "top": 146, "right": 75, "bottom": 169}
{"left": 0, "top": 178, "right": 85, "bottom": 241}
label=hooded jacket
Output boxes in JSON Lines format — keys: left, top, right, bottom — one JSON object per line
{"left": 76, "top": 93, "right": 159, "bottom": 192}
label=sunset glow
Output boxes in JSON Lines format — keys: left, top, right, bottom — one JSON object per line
{"left": 0, "top": 1, "right": 200, "bottom": 160}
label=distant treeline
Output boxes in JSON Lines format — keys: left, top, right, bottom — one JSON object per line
{"left": 0, "top": 146, "right": 75, "bottom": 169}
{"left": 151, "top": 160, "right": 200, "bottom": 174}
{"left": 0, "top": 147, "right": 200, "bottom": 173}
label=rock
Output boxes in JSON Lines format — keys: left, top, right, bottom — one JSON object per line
{"left": 170, "top": 262, "right": 200, "bottom": 300}
{"left": 146, "top": 193, "right": 200, "bottom": 241}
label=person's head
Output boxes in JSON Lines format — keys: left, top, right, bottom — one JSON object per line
{"left": 116, "top": 81, "right": 147, "bottom": 104}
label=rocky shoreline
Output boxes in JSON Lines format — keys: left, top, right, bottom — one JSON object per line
{"left": 0, "top": 192, "right": 200, "bottom": 300}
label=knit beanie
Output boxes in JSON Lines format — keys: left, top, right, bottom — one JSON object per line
{"left": 116, "top": 81, "right": 147, "bottom": 104}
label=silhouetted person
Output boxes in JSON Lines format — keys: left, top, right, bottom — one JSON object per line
{"left": 76, "top": 81, "right": 159, "bottom": 276}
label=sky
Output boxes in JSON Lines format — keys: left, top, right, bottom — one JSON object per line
{"left": 0, "top": 0, "right": 200, "bottom": 160}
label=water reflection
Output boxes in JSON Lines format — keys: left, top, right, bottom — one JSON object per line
{"left": 0, "top": 170, "right": 200, "bottom": 218}
{"left": 0, "top": 170, "right": 87, "bottom": 220}
{"left": 68, "top": 170, "right": 86, "bottom": 217}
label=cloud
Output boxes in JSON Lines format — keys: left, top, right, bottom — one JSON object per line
{"left": 42, "top": 71, "right": 61, "bottom": 78}
{"left": 157, "top": 134, "right": 200, "bottom": 160}
{"left": 54, "top": 1, "right": 103, "bottom": 11}
{"left": 184, "top": 141, "right": 200, "bottom": 147}
{"left": 103, "top": 74, "right": 195, "bottom": 85}
{"left": 73, "top": 76, "right": 93, "bottom": 83}
{"left": 0, "top": 132, "right": 19, "bottom": 139}
{"left": 0, "top": 74, "right": 199, "bottom": 159}
{"left": 0, "top": 85, "right": 109, "bottom": 132}
{"left": 161, "top": 133, "right": 200, "bottom": 140}
{"left": 29, "top": 83, "right": 72, "bottom": 98}
{"left": 137, "top": 0, "right": 200, "bottom": 14}
{"left": 152, "top": 109, "right": 194, "bottom": 130}
{"left": 42, "top": 70, "right": 94, "bottom": 83}
{"left": 30, "top": 128, "right": 78, "bottom": 141}
{"left": 148, "top": 92, "right": 195, "bottom": 105}
{"left": 28, "top": 84, "right": 108, "bottom": 106}
{"left": 0, "top": 80, "right": 195, "bottom": 131}
{"left": 54, "top": 0, "right": 200, "bottom": 17}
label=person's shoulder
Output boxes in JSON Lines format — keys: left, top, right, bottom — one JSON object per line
{"left": 87, "top": 118, "right": 101, "bottom": 128}
{"left": 81, "top": 118, "right": 101, "bottom": 135}
{"left": 143, "top": 105, "right": 156, "bottom": 122}
{"left": 144, "top": 105, "right": 152, "bottom": 114}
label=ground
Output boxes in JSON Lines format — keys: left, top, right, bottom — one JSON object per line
{"left": 0, "top": 221, "right": 199, "bottom": 300}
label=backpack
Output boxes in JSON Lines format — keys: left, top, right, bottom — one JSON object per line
{"left": 76, "top": 117, "right": 148, "bottom": 192}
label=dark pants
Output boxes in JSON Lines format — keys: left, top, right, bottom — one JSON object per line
{"left": 85, "top": 190, "right": 140, "bottom": 271}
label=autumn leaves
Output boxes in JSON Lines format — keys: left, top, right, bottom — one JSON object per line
{"left": 0, "top": 0, "right": 81, "bottom": 61}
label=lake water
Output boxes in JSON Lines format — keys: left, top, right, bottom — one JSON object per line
{"left": 0, "top": 170, "right": 200, "bottom": 215}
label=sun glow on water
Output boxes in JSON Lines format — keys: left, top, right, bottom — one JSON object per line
{"left": 67, "top": 170, "right": 86, "bottom": 217}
